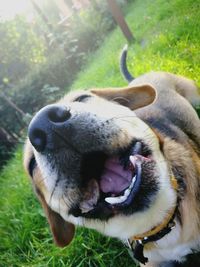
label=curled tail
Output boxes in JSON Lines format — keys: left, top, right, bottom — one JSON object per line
{"left": 120, "top": 44, "right": 134, "bottom": 83}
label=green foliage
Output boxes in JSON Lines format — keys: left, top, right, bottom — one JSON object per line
{"left": 0, "top": 49, "right": 72, "bottom": 139}
{"left": 48, "top": 1, "right": 116, "bottom": 67}
{"left": 0, "top": 16, "right": 46, "bottom": 83}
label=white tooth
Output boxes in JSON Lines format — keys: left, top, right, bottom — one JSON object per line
{"left": 129, "top": 155, "right": 136, "bottom": 165}
{"left": 130, "top": 175, "right": 136, "bottom": 188}
{"left": 105, "top": 175, "right": 137, "bottom": 205}
{"left": 105, "top": 195, "right": 127, "bottom": 204}
{"left": 123, "top": 175, "right": 136, "bottom": 197}
{"left": 105, "top": 197, "right": 118, "bottom": 204}
{"left": 124, "top": 188, "right": 130, "bottom": 197}
{"left": 119, "top": 195, "right": 127, "bottom": 202}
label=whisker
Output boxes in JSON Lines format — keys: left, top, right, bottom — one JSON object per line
{"left": 37, "top": 175, "right": 48, "bottom": 186}
{"left": 48, "top": 178, "right": 59, "bottom": 207}
{"left": 62, "top": 194, "right": 70, "bottom": 209}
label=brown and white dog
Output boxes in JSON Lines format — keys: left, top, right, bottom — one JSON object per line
{"left": 24, "top": 46, "right": 200, "bottom": 267}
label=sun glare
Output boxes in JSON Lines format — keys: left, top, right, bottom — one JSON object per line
{"left": 0, "top": 0, "right": 32, "bottom": 20}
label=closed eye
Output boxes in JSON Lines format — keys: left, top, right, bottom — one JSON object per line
{"left": 28, "top": 156, "right": 37, "bottom": 177}
{"left": 73, "top": 94, "right": 91, "bottom": 102}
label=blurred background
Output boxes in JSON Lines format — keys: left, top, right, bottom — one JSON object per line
{"left": 0, "top": 0, "right": 130, "bottom": 169}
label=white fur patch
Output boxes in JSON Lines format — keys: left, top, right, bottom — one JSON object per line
{"left": 34, "top": 150, "right": 58, "bottom": 194}
{"left": 145, "top": 222, "right": 200, "bottom": 262}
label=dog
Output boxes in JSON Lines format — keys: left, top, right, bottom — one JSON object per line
{"left": 24, "top": 45, "right": 200, "bottom": 267}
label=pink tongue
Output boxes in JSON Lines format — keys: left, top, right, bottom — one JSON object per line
{"left": 100, "top": 157, "right": 132, "bottom": 194}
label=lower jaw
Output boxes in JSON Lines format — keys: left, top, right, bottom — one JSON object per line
{"left": 72, "top": 193, "right": 157, "bottom": 222}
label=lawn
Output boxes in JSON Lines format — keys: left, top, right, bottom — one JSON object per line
{"left": 0, "top": 0, "right": 199, "bottom": 266}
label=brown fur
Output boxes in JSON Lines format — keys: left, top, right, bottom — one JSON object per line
{"left": 164, "top": 138, "right": 200, "bottom": 242}
{"left": 37, "top": 188, "right": 75, "bottom": 247}
{"left": 24, "top": 71, "right": 200, "bottom": 266}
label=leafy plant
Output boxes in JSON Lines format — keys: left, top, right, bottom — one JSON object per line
{"left": 0, "top": 16, "right": 46, "bottom": 84}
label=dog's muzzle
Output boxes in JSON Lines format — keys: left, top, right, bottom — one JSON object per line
{"left": 28, "top": 103, "right": 158, "bottom": 220}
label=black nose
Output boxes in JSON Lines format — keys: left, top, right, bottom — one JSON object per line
{"left": 28, "top": 104, "right": 71, "bottom": 152}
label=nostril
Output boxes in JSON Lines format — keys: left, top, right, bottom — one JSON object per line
{"left": 48, "top": 106, "right": 71, "bottom": 123}
{"left": 28, "top": 104, "right": 71, "bottom": 152}
{"left": 30, "top": 129, "right": 46, "bottom": 152}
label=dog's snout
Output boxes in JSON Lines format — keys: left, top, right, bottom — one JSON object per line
{"left": 28, "top": 105, "right": 71, "bottom": 152}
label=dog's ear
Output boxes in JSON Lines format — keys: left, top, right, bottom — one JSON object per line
{"left": 37, "top": 189, "right": 75, "bottom": 247}
{"left": 91, "top": 84, "right": 156, "bottom": 110}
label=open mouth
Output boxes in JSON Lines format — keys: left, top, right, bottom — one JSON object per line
{"left": 103, "top": 154, "right": 143, "bottom": 206}
{"left": 74, "top": 140, "right": 153, "bottom": 218}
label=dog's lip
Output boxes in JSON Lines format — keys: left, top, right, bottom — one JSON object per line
{"left": 79, "top": 179, "right": 100, "bottom": 214}
{"left": 79, "top": 141, "right": 152, "bottom": 214}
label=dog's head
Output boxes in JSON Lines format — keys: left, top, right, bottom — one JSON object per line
{"left": 24, "top": 84, "right": 177, "bottom": 247}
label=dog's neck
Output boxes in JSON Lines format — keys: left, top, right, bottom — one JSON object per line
{"left": 127, "top": 174, "right": 178, "bottom": 264}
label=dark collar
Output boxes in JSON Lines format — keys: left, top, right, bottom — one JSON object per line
{"left": 126, "top": 174, "right": 178, "bottom": 264}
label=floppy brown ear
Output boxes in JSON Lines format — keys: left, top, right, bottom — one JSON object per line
{"left": 37, "top": 189, "right": 75, "bottom": 247}
{"left": 91, "top": 84, "right": 156, "bottom": 110}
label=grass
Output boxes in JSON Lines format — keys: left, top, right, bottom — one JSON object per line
{"left": 70, "top": 0, "right": 200, "bottom": 90}
{"left": 0, "top": 149, "right": 131, "bottom": 267}
{"left": 0, "top": 0, "right": 200, "bottom": 266}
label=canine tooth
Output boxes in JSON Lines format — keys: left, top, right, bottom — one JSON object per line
{"left": 129, "top": 155, "right": 136, "bottom": 165}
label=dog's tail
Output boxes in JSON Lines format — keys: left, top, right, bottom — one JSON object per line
{"left": 120, "top": 44, "right": 134, "bottom": 83}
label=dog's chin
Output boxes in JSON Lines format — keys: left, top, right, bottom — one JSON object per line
{"left": 69, "top": 140, "right": 159, "bottom": 220}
